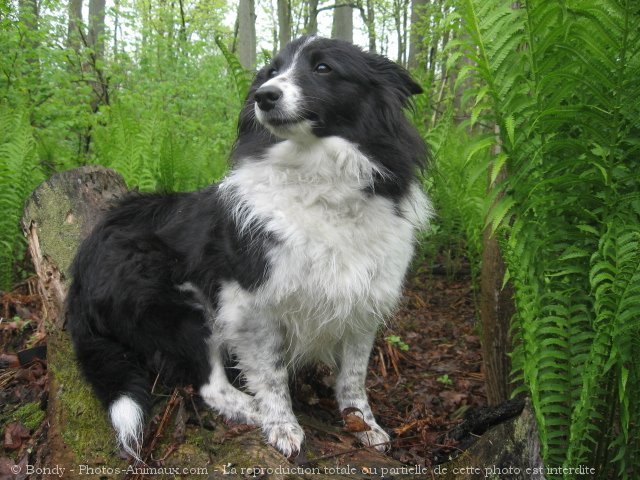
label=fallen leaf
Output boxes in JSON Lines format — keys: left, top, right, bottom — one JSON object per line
{"left": 0, "top": 354, "right": 19, "bottom": 369}
{"left": 222, "top": 423, "right": 257, "bottom": 441}
{"left": 341, "top": 408, "right": 371, "bottom": 432}
{"left": 439, "top": 390, "right": 468, "bottom": 408}
{"left": 0, "top": 457, "right": 15, "bottom": 476}
{"left": 3, "top": 421, "right": 30, "bottom": 450}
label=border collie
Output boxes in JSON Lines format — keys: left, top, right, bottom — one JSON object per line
{"left": 66, "top": 36, "right": 432, "bottom": 459}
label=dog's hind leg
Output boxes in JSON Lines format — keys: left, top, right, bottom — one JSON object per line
{"left": 335, "top": 328, "right": 391, "bottom": 451}
{"left": 199, "top": 341, "right": 262, "bottom": 425}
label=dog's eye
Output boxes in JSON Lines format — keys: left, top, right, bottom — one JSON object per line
{"left": 267, "top": 68, "right": 278, "bottom": 78}
{"left": 314, "top": 63, "right": 332, "bottom": 74}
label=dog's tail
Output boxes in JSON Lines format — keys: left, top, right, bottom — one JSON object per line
{"left": 67, "top": 309, "right": 150, "bottom": 461}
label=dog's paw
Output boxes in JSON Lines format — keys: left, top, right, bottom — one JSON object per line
{"left": 263, "top": 421, "right": 305, "bottom": 457}
{"left": 353, "top": 425, "right": 391, "bottom": 452}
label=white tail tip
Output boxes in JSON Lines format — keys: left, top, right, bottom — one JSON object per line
{"left": 109, "top": 395, "right": 144, "bottom": 461}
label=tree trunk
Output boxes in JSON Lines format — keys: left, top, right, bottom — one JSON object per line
{"left": 67, "top": 0, "right": 83, "bottom": 52}
{"left": 88, "top": 0, "right": 106, "bottom": 62}
{"left": 178, "top": 0, "right": 187, "bottom": 45}
{"left": 306, "top": 0, "right": 319, "bottom": 35}
{"left": 332, "top": 4, "right": 353, "bottom": 43}
{"left": 408, "top": 0, "right": 428, "bottom": 68}
{"left": 438, "top": 399, "right": 545, "bottom": 479}
{"left": 238, "top": 0, "right": 257, "bottom": 69}
{"left": 401, "top": 0, "right": 409, "bottom": 65}
{"left": 480, "top": 127, "right": 516, "bottom": 405}
{"left": 22, "top": 167, "right": 416, "bottom": 478}
{"left": 19, "top": 0, "right": 39, "bottom": 73}
{"left": 22, "top": 167, "right": 129, "bottom": 469}
{"left": 364, "top": 0, "right": 377, "bottom": 52}
{"left": 277, "top": 0, "right": 291, "bottom": 50}
{"left": 19, "top": 0, "right": 38, "bottom": 31}
{"left": 86, "top": 0, "right": 108, "bottom": 117}
{"left": 112, "top": 0, "right": 119, "bottom": 56}
{"left": 392, "top": 0, "right": 406, "bottom": 64}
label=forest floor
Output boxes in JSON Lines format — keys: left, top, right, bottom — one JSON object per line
{"left": 0, "top": 256, "right": 486, "bottom": 476}
{"left": 361, "top": 258, "right": 487, "bottom": 466}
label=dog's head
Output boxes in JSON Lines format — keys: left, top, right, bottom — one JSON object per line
{"left": 233, "top": 37, "right": 427, "bottom": 197}
{"left": 237, "top": 36, "right": 422, "bottom": 141}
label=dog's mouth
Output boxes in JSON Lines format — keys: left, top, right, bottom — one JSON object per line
{"left": 264, "top": 115, "right": 304, "bottom": 127}
{"left": 256, "top": 110, "right": 320, "bottom": 138}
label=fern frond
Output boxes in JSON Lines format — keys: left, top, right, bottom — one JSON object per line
{"left": 215, "top": 36, "right": 253, "bottom": 105}
{"left": 451, "top": 0, "right": 640, "bottom": 475}
{"left": 0, "top": 105, "right": 44, "bottom": 289}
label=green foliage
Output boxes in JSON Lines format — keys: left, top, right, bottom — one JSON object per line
{"left": 215, "top": 36, "right": 253, "bottom": 104}
{"left": 442, "top": 0, "right": 640, "bottom": 477}
{"left": 0, "top": 105, "right": 44, "bottom": 290}
{"left": 385, "top": 335, "right": 410, "bottom": 351}
{"left": 421, "top": 107, "right": 486, "bottom": 278}
{"left": 0, "top": 0, "right": 239, "bottom": 286}
{"left": 92, "top": 100, "right": 230, "bottom": 193}
{"left": 12, "top": 402, "right": 45, "bottom": 431}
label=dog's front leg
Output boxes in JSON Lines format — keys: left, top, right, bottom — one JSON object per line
{"left": 336, "top": 329, "right": 391, "bottom": 451}
{"left": 233, "top": 324, "right": 304, "bottom": 457}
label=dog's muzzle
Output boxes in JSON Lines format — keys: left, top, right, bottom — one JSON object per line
{"left": 254, "top": 86, "right": 283, "bottom": 112}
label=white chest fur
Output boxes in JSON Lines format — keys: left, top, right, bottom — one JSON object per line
{"left": 218, "top": 137, "right": 432, "bottom": 364}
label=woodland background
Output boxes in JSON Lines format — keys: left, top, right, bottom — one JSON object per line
{"left": 0, "top": 0, "right": 639, "bottom": 478}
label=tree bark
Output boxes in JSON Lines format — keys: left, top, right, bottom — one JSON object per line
{"left": 88, "top": 0, "right": 106, "bottom": 62}
{"left": 67, "top": 0, "right": 84, "bottom": 52}
{"left": 361, "top": 0, "right": 377, "bottom": 52}
{"left": 392, "top": 0, "right": 410, "bottom": 64}
{"left": 19, "top": 0, "right": 39, "bottom": 71}
{"left": 480, "top": 127, "right": 516, "bottom": 405}
{"left": 332, "top": 3, "right": 353, "bottom": 43}
{"left": 112, "top": 0, "right": 119, "bottom": 56}
{"left": 408, "top": 0, "right": 428, "bottom": 68}
{"left": 306, "top": 0, "right": 319, "bottom": 35}
{"left": 238, "top": 0, "right": 257, "bottom": 69}
{"left": 277, "top": 0, "right": 291, "bottom": 50}
{"left": 22, "top": 167, "right": 129, "bottom": 468}
{"left": 438, "top": 399, "right": 545, "bottom": 479}
{"left": 19, "top": 0, "right": 38, "bottom": 31}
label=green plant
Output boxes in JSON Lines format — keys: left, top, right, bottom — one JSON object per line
{"left": 447, "top": 0, "right": 640, "bottom": 477}
{"left": 0, "top": 106, "right": 44, "bottom": 290}
{"left": 385, "top": 335, "right": 410, "bottom": 351}
{"left": 424, "top": 114, "right": 487, "bottom": 277}
{"left": 215, "top": 36, "right": 253, "bottom": 105}
{"left": 437, "top": 374, "right": 453, "bottom": 386}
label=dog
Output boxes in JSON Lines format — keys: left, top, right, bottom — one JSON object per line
{"left": 66, "top": 36, "right": 432, "bottom": 459}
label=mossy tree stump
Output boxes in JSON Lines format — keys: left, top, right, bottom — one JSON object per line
{"left": 22, "top": 167, "right": 129, "bottom": 469}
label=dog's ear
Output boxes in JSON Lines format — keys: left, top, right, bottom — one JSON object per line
{"left": 366, "top": 53, "right": 423, "bottom": 101}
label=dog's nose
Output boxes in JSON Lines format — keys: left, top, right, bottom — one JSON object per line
{"left": 254, "top": 85, "right": 283, "bottom": 111}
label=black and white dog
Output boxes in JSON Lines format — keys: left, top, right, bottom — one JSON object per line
{"left": 66, "top": 36, "right": 432, "bottom": 459}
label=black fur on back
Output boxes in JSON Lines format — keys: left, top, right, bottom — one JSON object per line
{"left": 66, "top": 187, "right": 272, "bottom": 411}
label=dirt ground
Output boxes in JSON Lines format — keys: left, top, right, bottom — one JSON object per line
{"left": 0, "top": 257, "right": 486, "bottom": 476}
{"left": 360, "top": 260, "right": 486, "bottom": 466}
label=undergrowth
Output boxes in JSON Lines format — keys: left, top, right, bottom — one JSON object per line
{"left": 425, "top": 0, "right": 640, "bottom": 477}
